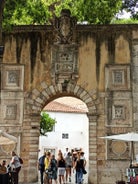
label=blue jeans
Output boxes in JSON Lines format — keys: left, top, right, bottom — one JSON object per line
{"left": 76, "top": 169, "right": 83, "bottom": 184}
{"left": 40, "top": 170, "right": 44, "bottom": 184}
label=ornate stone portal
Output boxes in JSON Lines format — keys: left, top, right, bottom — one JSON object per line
{"left": 0, "top": 8, "right": 138, "bottom": 184}
{"left": 51, "top": 9, "right": 78, "bottom": 89}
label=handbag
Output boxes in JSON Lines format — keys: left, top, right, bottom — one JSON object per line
{"left": 45, "top": 167, "right": 52, "bottom": 174}
{"left": 82, "top": 168, "right": 87, "bottom": 174}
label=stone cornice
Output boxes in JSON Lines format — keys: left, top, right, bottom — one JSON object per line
{"left": 3, "top": 24, "right": 138, "bottom": 34}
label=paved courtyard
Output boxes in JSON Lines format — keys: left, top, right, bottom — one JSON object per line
{"left": 20, "top": 170, "right": 88, "bottom": 184}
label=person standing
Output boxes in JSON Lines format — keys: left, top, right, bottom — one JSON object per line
{"left": 10, "top": 151, "right": 21, "bottom": 184}
{"left": 0, "top": 160, "right": 7, "bottom": 174}
{"left": 0, "top": 160, "right": 9, "bottom": 184}
{"left": 73, "top": 152, "right": 84, "bottom": 184}
{"left": 80, "top": 151, "right": 87, "bottom": 183}
{"left": 57, "top": 153, "right": 66, "bottom": 184}
{"left": 72, "top": 151, "right": 78, "bottom": 183}
{"left": 58, "top": 149, "right": 62, "bottom": 157}
{"left": 63, "top": 148, "right": 69, "bottom": 158}
{"left": 49, "top": 154, "right": 58, "bottom": 184}
{"left": 44, "top": 151, "right": 51, "bottom": 184}
{"left": 38, "top": 152, "right": 46, "bottom": 184}
{"left": 65, "top": 152, "right": 72, "bottom": 182}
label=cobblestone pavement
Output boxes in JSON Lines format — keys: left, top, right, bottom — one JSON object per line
{"left": 20, "top": 169, "right": 88, "bottom": 184}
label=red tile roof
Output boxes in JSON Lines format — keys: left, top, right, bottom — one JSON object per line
{"left": 43, "top": 101, "right": 87, "bottom": 113}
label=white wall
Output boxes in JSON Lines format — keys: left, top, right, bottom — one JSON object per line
{"left": 39, "top": 111, "right": 89, "bottom": 160}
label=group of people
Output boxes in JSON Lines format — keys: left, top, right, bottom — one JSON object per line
{"left": 38, "top": 148, "right": 87, "bottom": 184}
{"left": 0, "top": 151, "right": 22, "bottom": 184}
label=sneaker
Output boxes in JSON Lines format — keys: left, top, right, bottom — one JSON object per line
{"left": 69, "top": 177, "right": 71, "bottom": 182}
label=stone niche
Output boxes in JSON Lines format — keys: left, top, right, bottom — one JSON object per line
{"left": 105, "top": 64, "right": 132, "bottom": 127}
{"left": 1, "top": 64, "right": 24, "bottom": 90}
{"left": 104, "top": 64, "right": 132, "bottom": 160}
{"left": 0, "top": 64, "right": 24, "bottom": 157}
{"left": 0, "top": 64, "right": 24, "bottom": 125}
{"left": 105, "top": 64, "right": 131, "bottom": 91}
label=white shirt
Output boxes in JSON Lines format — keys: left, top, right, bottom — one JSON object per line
{"left": 11, "top": 155, "right": 21, "bottom": 169}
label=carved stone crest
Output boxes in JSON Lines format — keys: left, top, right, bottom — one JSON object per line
{"left": 53, "top": 9, "right": 77, "bottom": 44}
{"left": 51, "top": 44, "right": 79, "bottom": 85}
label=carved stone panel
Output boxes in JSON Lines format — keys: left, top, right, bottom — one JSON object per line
{"left": 5, "top": 104, "right": 17, "bottom": 120}
{"left": 0, "top": 143, "right": 16, "bottom": 156}
{"left": 112, "top": 105, "right": 125, "bottom": 120}
{"left": 51, "top": 44, "right": 78, "bottom": 84}
{"left": 0, "top": 98, "right": 23, "bottom": 125}
{"left": 1, "top": 64, "right": 24, "bottom": 90}
{"left": 105, "top": 92, "right": 132, "bottom": 127}
{"left": 107, "top": 140, "right": 129, "bottom": 160}
{"left": 105, "top": 64, "right": 130, "bottom": 91}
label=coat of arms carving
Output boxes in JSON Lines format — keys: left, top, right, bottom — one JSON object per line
{"left": 53, "top": 9, "right": 76, "bottom": 44}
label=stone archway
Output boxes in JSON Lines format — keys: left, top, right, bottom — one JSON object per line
{"left": 0, "top": 6, "right": 135, "bottom": 184}
{"left": 23, "top": 81, "right": 98, "bottom": 183}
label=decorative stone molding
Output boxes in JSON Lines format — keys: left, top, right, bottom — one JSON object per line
{"left": 25, "top": 82, "right": 98, "bottom": 118}
{"left": 105, "top": 64, "right": 132, "bottom": 128}
{"left": 25, "top": 83, "right": 98, "bottom": 184}
{"left": 107, "top": 140, "right": 129, "bottom": 160}
{"left": 50, "top": 9, "right": 78, "bottom": 87}
{"left": 105, "top": 91, "right": 132, "bottom": 127}
{"left": 51, "top": 44, "right": 79, "bottom": 85}
{"left": 1, "top": 98, "right": 24, "bottom": 125}
{"left": 105, "top": 64, "right": 131, "bottom": 91}
{"left": 0, "top": 90, "right": 24, "bottom": 125}
{"left": 1, "top": 64, "right": 24, "bottom": 91}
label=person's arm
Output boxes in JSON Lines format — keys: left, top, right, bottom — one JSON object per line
{"left": 10, "top": 156, "right": 15, "bottom": 164}
{"left": 37, "top": 159, "right": 40, "bottom": 170}
{"left": 84, "top": 159, "right": 87, "bottom": 167}
{"left": 73, "top": 160, "right": 77, "bottom": 172}
{"left": 72, "top": 158, "right": 76, "bottom": 168}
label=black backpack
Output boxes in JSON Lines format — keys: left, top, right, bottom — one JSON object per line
{"left": 39, "top": 155, "right": 45, "bottom": 170}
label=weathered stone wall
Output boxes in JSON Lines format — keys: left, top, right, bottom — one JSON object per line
{"left": 1, "top": 11, "right": 138, "bottom": 183}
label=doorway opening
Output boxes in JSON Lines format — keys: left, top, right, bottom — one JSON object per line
{"left": 39, "top": 96, "right": 89, "bottom": 183}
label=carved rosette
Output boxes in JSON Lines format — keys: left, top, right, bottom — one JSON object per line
{"left": 107, "top": 140, "right": 129, "bottom": 160}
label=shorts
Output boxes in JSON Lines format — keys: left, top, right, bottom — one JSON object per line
{"left": 58, "top": 167, "right": 65, "bottom": 175}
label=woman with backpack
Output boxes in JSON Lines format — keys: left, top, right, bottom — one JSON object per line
{"left": 48, "top": 154, "right": 58, "bottom": 184}
{"left": 10, "top": 151, "right": 21, "bottom": 184}
{"left": 38, "top": 152, "right": 46, "bottom": 184}
{"left": 73, "top": 152, "right": 85, "bottom": 184}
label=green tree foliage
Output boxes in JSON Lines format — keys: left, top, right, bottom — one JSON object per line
{"left": 112, "top": 18, "right": 138, "bottom": 24}
{"left": 40, "top": 112, "right": 57, "bottom": 136}
{"left": 3, "top": 0, "right": 50, "bottom": 30}
{"left": 2, "top": 0, "right": 123, "bottom": 28}
{"left": 75, "top": 0, "right": 122, "bottom": 24}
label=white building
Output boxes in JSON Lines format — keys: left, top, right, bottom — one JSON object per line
{"left": 39, "top": 97, "right": 89, "bottom": 160}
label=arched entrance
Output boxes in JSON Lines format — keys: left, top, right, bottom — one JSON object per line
{"left": 1, "top": 6, "right": 135, "bottom": 184}
{"left": 39, "top": 96, "right": 89, "bottom": 183}
{"left": 23, "top": 82, "right": 98, "bottom": 183}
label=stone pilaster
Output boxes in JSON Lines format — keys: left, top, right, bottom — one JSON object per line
{"left": 132, "top": 39, "right": 138, "bottom": 155}
{"left": 87, "top": 113, "right": 98, "bottom": 184}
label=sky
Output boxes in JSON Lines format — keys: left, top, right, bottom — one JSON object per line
{"left": 117, "top": 10, "right": 131, "bottom": 19}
